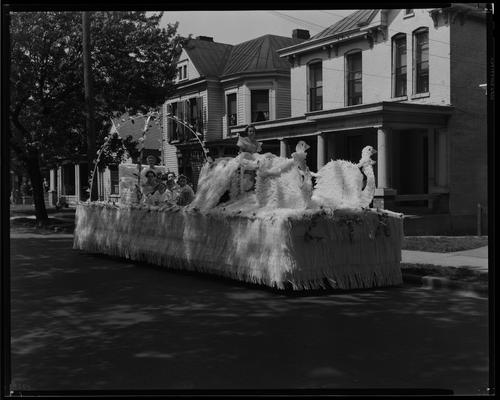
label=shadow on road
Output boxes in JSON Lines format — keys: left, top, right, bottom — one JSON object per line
{"left": 9, "top": 236, "right": 489, "bottom": 394}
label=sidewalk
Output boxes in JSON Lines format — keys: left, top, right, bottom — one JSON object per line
{"left": 401, "top": 246, "right": 489, "bottom": 295}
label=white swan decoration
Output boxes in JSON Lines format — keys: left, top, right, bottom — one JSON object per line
{"left": 312, "top": 145, "right": 377, "bottom": 209}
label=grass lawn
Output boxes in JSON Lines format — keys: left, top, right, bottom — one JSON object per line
{"left": 402, "top": 236, "right": 488, "bottom": 253}
{"left": 10, "top": 216, "right": 75, "bottom": 234}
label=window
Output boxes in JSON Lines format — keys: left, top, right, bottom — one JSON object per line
{"left": 186, "top": 97, "right": 203, "bottom": 133}
{"left": 392, "top": 34, "right": 407, "bottom": 97}
{"left": 405, "top": 9, "right": 414, "bottom": 15}
{"left": 177, "top": 67, "right": 182, "bottom": 80}
{"left": 227, "top": 93, "right": 237, "bottom": 128}
{"left": 414, "top": 28, "right": 429, "bottom": 94}
{"left": 346, "top": 52, "right": 362, "bottom": 106}
{"left": 251, "top": 90, "right": 269, "bottom": 122}
{"left": 110, "top": 165, "right": 119, "bottom": 195}
{"left": 168, "top": 102, "right": 179, "bottom": 141}
{"left": 308, "top": 61, "right": 323, "bottom": 111}
{"left": 183, "top": 65, "right": 187, "bottom": 79}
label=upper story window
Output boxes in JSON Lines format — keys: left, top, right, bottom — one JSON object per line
{"left": 392, "top": 34, "right": 407, "bottom": 97}
{"left": 186, "top": 97, "right": 203, "bottom": 133}
{"left": 405, "top": 9, "right": 414, "bottom": 15}
{"left": 227, "top": 93, "right": 237, "bottom": 129}
{"left": 167, "top": 97, "right": 204, "bottom": 142}
{"left": 177, "top": 64, "right": 188, "bottom": 81}
{"left": 413, "top": 28, "right": 429, "bottom": 94}
{"left": 346, "top": 51, "right": 362, "bottom": 106}
{"left": 308, "top": 61, "right": 323, "bottom": 112}
{"left": 251, "top": 90, "right": 269, "bottom": 122}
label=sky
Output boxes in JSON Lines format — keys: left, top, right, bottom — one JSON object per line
{"left": 157, "top": 10, "right": 354, "bottom": 45}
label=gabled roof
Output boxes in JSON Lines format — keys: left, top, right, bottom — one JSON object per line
{"left": 183, "top": 38, "right": 233, "bottom": 77}
{"left": 113, "top": 113, "right": 162, "bottom": 150}
{"left": 311, "top": 9, "right": 379, "bottom": 40}
{"left": 222, "top": 34, "right": 305, "bottom": 77}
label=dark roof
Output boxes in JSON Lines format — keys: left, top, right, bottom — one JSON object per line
{"left": 112, "top": 113, "right": 162, "bottom": 150}
{"left": 222, "top": 34, "right": 305, "bottom": 77}
{"left": 183, "top": 38, "right": 233, "bottom": 77}
{"left": 312, "top": 9, "right": 379, "bottom": 40}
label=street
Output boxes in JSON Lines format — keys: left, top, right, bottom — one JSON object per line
{"left": 9, "top": 234, "right": 489, "bottom": 394}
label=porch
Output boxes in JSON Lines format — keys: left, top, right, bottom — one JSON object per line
{"left": 228, "top": 101, "right": 454, "bottom": 216}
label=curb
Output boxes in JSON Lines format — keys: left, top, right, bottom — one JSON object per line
{"left": 402, "top": 272, "right": 488, "bottom": 296}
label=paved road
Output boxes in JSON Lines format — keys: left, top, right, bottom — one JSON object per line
{"left": 9, "top": 235, "right": 490, "bottom": 394}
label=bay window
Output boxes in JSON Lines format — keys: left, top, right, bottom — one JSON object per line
{"left": 227, "top": 93, "right": 237, "bottom": 128}
{"left": 251, "top": 90, "right": 269, "bottom": 122}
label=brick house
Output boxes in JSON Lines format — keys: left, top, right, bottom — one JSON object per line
{"left": 246, "top": 6, "right": 486, "bottom": 235}
{"left": 162, "top": 6, "right": 487, "bottom": 234}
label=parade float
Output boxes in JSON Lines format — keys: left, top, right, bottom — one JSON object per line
{"left": 74, "top": 114, "right": 404, "bottom": 291}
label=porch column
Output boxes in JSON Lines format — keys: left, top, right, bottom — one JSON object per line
{"left": 74, "top": 164, "right": 81, "bottom": 201}
{"left": 377, "top": 127, "right": 389, "bottom": 188}
{"left": 436, "top": 128, "right": 448, "bottom": 187}
{"left": 49, "top": 169, "right": 57, "bottom": 206}
{"left": 317, "top": 133, "right": 326, "bottom": 171}
{"left": 280, "top": 139, "right": 287, "bottom": 158}
{"left": 57, "top": 166, "right": 62, "bottom": 197}
{"left": 428, "top": 128, "right": 436, "bottom": 188}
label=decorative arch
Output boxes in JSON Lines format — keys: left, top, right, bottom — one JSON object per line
{"left": 88, "top": 112, "right": 209, "bottom": 202}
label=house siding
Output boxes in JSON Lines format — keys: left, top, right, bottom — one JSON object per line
{"left": 162, "top": 102, "right": 179, "bottom": 174}
{"left": 290, "top": 8, "right": 452, "bottom": 116}
{"left": 276, "top": 77, "right": 292, "bottom": 119}
{"left": 206, "top": 81, "right": 224, "bottom": 141}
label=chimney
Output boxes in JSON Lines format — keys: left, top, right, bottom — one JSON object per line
{"left": 196, "top": 35, "right": 214, "bottom": 42}
{"left": 292, "top": 29, "right": 310, "bottom": 40}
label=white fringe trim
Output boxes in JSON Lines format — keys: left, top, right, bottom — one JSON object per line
{"left": 73, "top": 202, "right": 403, "bottom": 291}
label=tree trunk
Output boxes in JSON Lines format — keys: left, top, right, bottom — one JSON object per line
{"left": 82, "top": 12, "right": 97, "bottom": 200}
{"left": 25, "top": 149, "right": 49, "bottom": 223}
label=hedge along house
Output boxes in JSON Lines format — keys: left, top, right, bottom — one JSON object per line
{"left": 95, "top": 113, "right": 166, "bottom": 202}
{"left": 163, "top": 32, "right": 308, "bottom": 187}
{"left": 231, "top": 6, "right": 485, "bottom": 235}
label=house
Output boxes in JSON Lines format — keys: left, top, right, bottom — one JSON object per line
{"left": 96, "top": 113, "right": 166, "bottom": 202}
{"left": 237, "top": 6, "right": 486, "bottom": 235}
{"left": 48, "top": 113, "right": 167, "bottom": 206}
{"left": 162, "top": 31, "right": 309, "bottom": 187}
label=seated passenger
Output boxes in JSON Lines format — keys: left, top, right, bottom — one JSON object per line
{"left": 141, "top": 170, "right": 158, "bottom": 197}
{"left": 176, "top": 174, "right": 195, "bottom": 206}
{"left": 237, "top": 124, "right": 262, "bottom": 154}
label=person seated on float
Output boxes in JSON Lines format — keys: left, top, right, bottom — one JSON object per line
{"left": 141, "top": 170, "right": 159, "bottom": 198}
{"left": 176, "top": 174, "right": 195, "bottom": 206}
{"left": 159, "top": 171, "right": 180, "bottom": 204}
{"left": 237, "top": 124, "right": 262, "bottom": 154}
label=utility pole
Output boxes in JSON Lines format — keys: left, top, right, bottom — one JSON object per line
{"left": 82, "top": 11, "right": 97, "bottom": 201}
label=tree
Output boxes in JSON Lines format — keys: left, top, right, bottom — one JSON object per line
{"left": 9, "top": 11, "right": 185, "bottom": 222}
